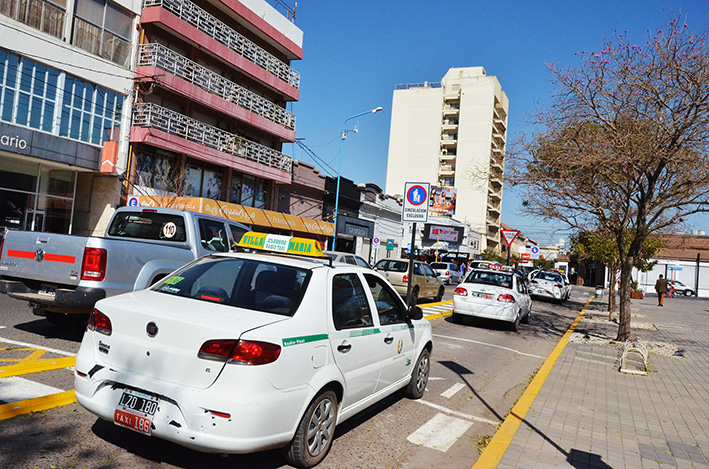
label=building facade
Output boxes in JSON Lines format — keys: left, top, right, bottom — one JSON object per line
{"left": 0, "top": 0, "right": 139, "bottom": 235}
{"left": 385, "top": 67, "right": 509, "bottom": 253}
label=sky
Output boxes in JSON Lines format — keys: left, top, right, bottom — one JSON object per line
{"left": 281, "top": 0, "right": 709, "bottom": 246}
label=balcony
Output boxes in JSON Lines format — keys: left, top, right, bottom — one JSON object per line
{"left": 143, "top": 0, "right": 300, "bottom": 90}
{"left": 132, "top": 103, "right": 292, "bottom": 174}
{"left": 138, "top": 43, "right": 295, "bottom": 131}
{"left": 440, "top": 152, "right": 456, "bottom": 162}
{"left": 441, "top": 135, "right": 457, "bottom": 146}
{"left": 438, "top": 164, "right": 455, "bottom": 176}
{"left": 442, "top": 105, "right": 459, "bottom": 116}
{"left": 1, "top": 0, "right": 64, "bottom": 39}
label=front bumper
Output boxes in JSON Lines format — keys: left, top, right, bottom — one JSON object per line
{"left": 0, "top": 278, "right": 106, "bottom": 309}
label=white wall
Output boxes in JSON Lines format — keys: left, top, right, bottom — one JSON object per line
{"left": 634, "top": 259, "right": 709, "bottom": 298}
{"left": 385, "top": 87, "right": 443, "bottom": 196}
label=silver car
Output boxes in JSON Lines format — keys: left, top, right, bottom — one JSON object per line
{"left": 430, "top": 262, "right": 463, "bottom": 285}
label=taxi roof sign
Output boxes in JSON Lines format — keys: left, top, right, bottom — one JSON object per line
{"left": 237, "top": 232, "right": 324, "bottom": 258}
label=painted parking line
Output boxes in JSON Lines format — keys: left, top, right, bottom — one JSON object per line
{"left": 472, "top": 296, "right": 592, "bottom": 468}
{"left": 416, "top": 399, "right": 499, "bottom": 426}
{"left": 0, "top": 390, "right": 76, "bottom": 421}
{"left": 440, "top": 382, "right": 466, "bottom": 399}
{"left": 421, "top": 300, "right": 453, "bottom": 320}
{"left": 433, "top": 334, "right": 544, "bottom": 359}
{"left": 0, "top": 337, "right": 78, "bottom": 419}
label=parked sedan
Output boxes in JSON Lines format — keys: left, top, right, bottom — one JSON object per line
{"left": 373, "top": 258, "right": 445, "bottom": 304}
{"left": 324, "top": 250, "right": 371, "bottom": 268}
{"left": 529, "top": 270, "right": 570, "bottom": 303}
{"left": 669, "top": 279, "right": 695, "bottom": 297}
{"left": 452, "top": 263, "right": 532, "bottom": 331}
{"left": 74, "top": 233, "right": 432, "bottom": 468}
{"left": 429, "top": 262, "right": 463, "bottom": 285}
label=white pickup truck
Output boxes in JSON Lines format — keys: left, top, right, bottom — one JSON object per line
{"left": 0, "top": 206, "right": 248, "bottom": 325}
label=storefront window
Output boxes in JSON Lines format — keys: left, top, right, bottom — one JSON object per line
{"left": 229, "top": 172, "right": 267, "bottom": 208}
{"left": 201, "top": 168, "right": 222, "bottom": 199}
{"left": 184, "top": 167, "right": 202, "bottom": 197}
{"left": 0, "top": 159, "right": 75, "bottom": 233}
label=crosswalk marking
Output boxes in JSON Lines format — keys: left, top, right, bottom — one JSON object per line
{"left": 407, "top": 413, "right": 473, "bottom": 452}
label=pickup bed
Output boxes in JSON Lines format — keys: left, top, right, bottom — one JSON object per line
{"left": 0, "top": 206, "right": 248, "bottom": 324}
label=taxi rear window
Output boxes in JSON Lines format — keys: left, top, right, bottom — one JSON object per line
{"left": 463, "top": 269, "right": 513, "bottom": 289}
{"left": 108, "top": 212, "right": 186, "bottom": 242}
{"left": 154, "top": 257, "right": 311, "bottom": 317}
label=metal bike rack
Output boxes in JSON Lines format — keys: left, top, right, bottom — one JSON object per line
{"left": 619, "top": 337, "right": 648, "bottom": 376}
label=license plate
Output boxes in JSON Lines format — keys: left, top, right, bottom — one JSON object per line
{"left": 37, "top": 285, "right": 56, "bottom": 297}
{"left": 114, "top": 390, "right": 159, "bottom": 435}
{"left": 471, "top": 292, "right": 494, "bottom": 299}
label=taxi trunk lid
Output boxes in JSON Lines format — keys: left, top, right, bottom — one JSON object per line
{"left": 90, "top": 289, "right": 285, "bottom": 389}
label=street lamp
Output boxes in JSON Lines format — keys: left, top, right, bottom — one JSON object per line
{"left": 332, "top": 106, "right": 383, "bottom": 249}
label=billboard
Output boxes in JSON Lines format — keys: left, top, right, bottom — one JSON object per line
{"left": 423, "top": 224, "right": 465, "bottom": 245}
{"left": 429, "top": 185, "right": 456, "bottom": 216}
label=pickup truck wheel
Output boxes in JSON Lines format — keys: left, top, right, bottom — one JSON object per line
{"left": 45, "top": 312, "right": 89, "bottom": 327}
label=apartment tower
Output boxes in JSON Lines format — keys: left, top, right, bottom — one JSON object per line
{"left": 385, "top": 67, "right": 508, "bottom": 252}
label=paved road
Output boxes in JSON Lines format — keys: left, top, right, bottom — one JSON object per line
{"left": 0, "top": 286, "right": 588, "bottom": 468}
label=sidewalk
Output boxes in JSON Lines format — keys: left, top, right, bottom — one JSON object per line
{"left": 497, "top": 289, "right": 709, "bottom": 468}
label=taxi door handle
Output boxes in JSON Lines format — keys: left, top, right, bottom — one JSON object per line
{"left": 384, "top": 336, "right": 394, "bottom": 344}
{"left": 337, "top": 342, "right": 352, "bottom": 353}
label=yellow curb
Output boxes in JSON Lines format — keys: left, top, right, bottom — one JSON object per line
{"left": 0, "top": 356, "right": 76, "bottom": 378}
{"left": 0, "top": 390, "right": 77, "bottom": 420}
{"left": 472, "top": 296, "right": 592, "bottom": 468}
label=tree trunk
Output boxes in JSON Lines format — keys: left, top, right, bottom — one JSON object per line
{"left": 608, "top": 270, "right": 617, "bottom": 321}
{"left": 616, "top": 257, "right": 634, "bottom": 341}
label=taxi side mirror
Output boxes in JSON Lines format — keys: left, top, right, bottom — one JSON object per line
{"left": 407, "top": 305, "right": 423, "bottom": 321}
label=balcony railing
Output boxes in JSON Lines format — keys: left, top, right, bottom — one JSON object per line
{"left": 138, "top": 43, "right": 295, "bottom": 130}
{"left": 133, "top": 103, "right": 292, "bottom": 173}
{"left": 1, "top": 0, "right": 64, "bottom": 39}
{"left": 143, "top": 0, "right": 300, "bottom": 89}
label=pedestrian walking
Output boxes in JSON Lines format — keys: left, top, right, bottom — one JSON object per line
{"left": 655, "top": 274, "right": 669, "bottom": 306}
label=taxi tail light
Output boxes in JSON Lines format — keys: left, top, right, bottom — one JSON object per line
{"left": 81, "top": 248, "right": 107, "bottom": 281}
{"left": 454, "top": 287, "right": 468, "bottom": 296}
{"left": 555, "top": 284, "right": 563, "bottom": 289}
{"left": 87, "top": 308, "right": 112, "bottom": 336}
{"left": 402, "top": 274, "right": 409, "bottom": 283}
{"left": 497, "top": 294, "right": 515, "bottom": 303}
{"left": 198, "top": 340, "right": 281, "bottom": 365}
{"left": 445, "top": 270, "right": 450, "bottom": 276}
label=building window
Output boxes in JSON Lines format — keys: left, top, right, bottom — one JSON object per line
{"left": 442, "top": 177, "right": 455, "bottom": 186}
{"left": 135, "top": 151, "right": 175, "bottom": 194}
{"left": 72, "top": 0, "right": 133, "bottom": 67}
{"left": 0, "top": 0, "right": 66, "bottom": 39}
{"left": 230, "top": 173, "right": 267, "bottom": 209}
{"left": 0, "top": 48, "right": 123, "bottom": 146}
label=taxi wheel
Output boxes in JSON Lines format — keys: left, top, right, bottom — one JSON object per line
{"left": 510, "top": 313, "right": 521, "bottom": 332}
{"left": 521, "top": 309, "right": 530, "bottom": 324}
{"left": 285, "top": 390, "right": 338, "bottom": 468}
{"left": 435, "top": 286, "right": 444, "bottom": 302}
{"left": 405, "top": 348, "right": 430, "bottom": 399}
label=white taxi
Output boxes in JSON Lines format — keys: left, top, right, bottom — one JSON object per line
{"left": 529, "top": 269, "right": 570, "bottom": 303}
{"left": 452, "top": 263, "right": 532, "bottom": 331}
{"left": 74, "top": 232, "right": 432, "bottom": 468}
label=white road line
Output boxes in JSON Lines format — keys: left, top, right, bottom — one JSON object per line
{"left": 416, "top": 399, "right": 499, "bottom": 425}
{"left": 0, "top": 337, "right": 75, "bottom": 356}
{"left": 440, "top": 382, "right": 466, "bottom": 399}
{"left": 407, "top": 413, "right": 473, "bottom": 452}
{"left": 428, "top": 377, "right": 445, "bottom": 381}
{"left": 0, "top": 376, "right": 63, "bottom": 404}
{"left": 433, "top": 334, "right": 544, "bottom": 359}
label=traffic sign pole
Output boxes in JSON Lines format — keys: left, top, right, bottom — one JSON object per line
{"left": 406, "top": 222, "right": 416, "bottom": 307}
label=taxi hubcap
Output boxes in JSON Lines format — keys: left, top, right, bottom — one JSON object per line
{"left": 416, "top": 355, "right": 429, "bottom": 391}
{"left": 307, "top": 398, "right": 334, "bottom": 456}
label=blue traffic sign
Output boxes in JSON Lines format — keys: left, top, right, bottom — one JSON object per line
{"left": 406, "top": 185, "right": 427, "bottom": 206}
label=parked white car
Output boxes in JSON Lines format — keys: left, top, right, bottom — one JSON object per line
{"left": 74, "top": 233, "right": 432, "bottom": 468}
{"left": 529, "top": 270, "right": 571, "bottom": 303}
{"left": 452, "top": 263, "right": 532, "bottom": 331}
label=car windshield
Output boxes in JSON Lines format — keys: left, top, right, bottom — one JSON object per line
{"left": 463, "top": 270, "right": 513, "bottom": 289}
{"left": 535, "top": 272, "right": 562, "bottom": 282}
{"left": 374, "top": 260, "right": 408, "bottom": 272}
{"left": 153, "top": 256, "right": 311, "bottom": 317}
{"left": 430, "top": 263, "right": 448, "bottom": 270}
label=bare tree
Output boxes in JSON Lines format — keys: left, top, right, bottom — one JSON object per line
{"left": 510, "top": 18, "right": 709, "bottom": 341}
